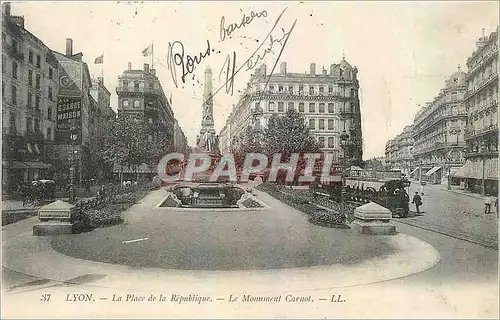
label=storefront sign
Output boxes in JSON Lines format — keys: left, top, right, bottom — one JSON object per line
{"left": 59, "top": 61, "right": 83, "bottom": 97}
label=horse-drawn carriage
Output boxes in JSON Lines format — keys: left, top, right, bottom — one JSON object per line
{"left": 311, "top": 176, "right": 411, "bottom": 218}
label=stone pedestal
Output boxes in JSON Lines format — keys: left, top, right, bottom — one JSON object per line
{"left": 351, "top": 202, "right": 396, "bottom": 235}
{"left": 33, "top": 200, "right": 78, "bottom": 236}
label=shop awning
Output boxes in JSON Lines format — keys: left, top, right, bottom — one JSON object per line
{"left": 410, "top": 167, "right": 419, "bottom": 175}
{"left": 447, "top": 167, "right": 460, "bottom": 177}
{"left": 452, "top": 165, "right": 468, "bottom": 178}
{"left": 349, "top": 166, "right": 363, "bottom": 171}
{"left": 424, "top": 166, "right": 441, "bottom": 176}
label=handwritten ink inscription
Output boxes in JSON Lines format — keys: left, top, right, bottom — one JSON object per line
{"left": 218, "top": 8, "right": 297, "bottom": 96}
{"left": 220, "top": 10, "right": 268, "bottom": 41}
{"left": 167, "top": 40, "right": 211, "bottom": 88}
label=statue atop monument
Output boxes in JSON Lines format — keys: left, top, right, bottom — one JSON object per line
{"left": 196, "top": 65, "right": 220, "bottom": 155}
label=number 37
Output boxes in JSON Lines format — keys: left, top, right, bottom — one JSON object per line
{"left": 40, "top": 294, "right": 51, "bottom": 302}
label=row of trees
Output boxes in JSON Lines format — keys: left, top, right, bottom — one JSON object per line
{"left": 232, "top": 109, "right": 322, "bottom": 166}
{"left": 97, "top": 116, "right": 174, "bottom": 183}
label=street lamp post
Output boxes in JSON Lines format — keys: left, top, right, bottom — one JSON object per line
{"left": 340, "top": 130, "right": 350, "bottom": 215}
{"left": 480, "top": 141, "right": 487, "bottom": 196}
{"left": 68, "top": 125, "right": 78, "bottom": 203}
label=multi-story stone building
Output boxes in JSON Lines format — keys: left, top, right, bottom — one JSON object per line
{"left": 115, "top": 63, "right": 188, "bottom": 176}
{"left": 2, "top": 3, "right": 59, "bottom": 191}
{"left": 173, "top": 119, "right": 189, "bottom": 154}
{"left": 461, "top": 28, "right": 498, "bottom": 195}
{"left": 89, "top": 77, "right": 116, "bottom": 181}
{"left": 411, "top": 68, "right": 468, "bottom": 184}
{"left": 51, "top": 38, "right": 96, "bottom": 186}
{"left": 116, "top": 63, "right": 176, "bottom": 146}
{"left": 385, "top": 125, "right": 414, "bottom": 177}
{"left": 219, "top": 59, "right": 363, "bottom": 165}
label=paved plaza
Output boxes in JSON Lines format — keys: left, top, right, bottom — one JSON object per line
{"left": 2, "top": 186, "right": 498, "bottom": 318}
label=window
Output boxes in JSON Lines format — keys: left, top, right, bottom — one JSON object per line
{"left": 36, "top": 74, "right": 41, "bottom": 89}
{"left": 319, "top": 119, "right": 325, "bottom": 130}
{"left": 309, "top": 103, "right": 315, "bottom": 112}
{"left": 278, "top": 102, "right": 284, "bottom": 112}
{"left": 28, "top": 92, "right": 33, "bottom": 108}
{"left": 318, "top": 137, "right": 325, "bottom": 147}
{"left": 328, "top": 86, "right": 333, "bottom": 93}
{"left": 319, "top": 103, "right": 325, "bottom": 113}
{"left": 26, "top": 117, "right": 32, "bottom": 132}
{"left": 278, "top": 85, "right": 283, "bottom": 92}
{"left": 299, "top": 102, "right": 304, "bottom": 112}
{"left": 319, "top": 86, "right": 324, "bottom": 93}
{"left": 328, "top": 119, "right": 334, "bottom": 130}
{"left": 299, "top": 85, "right": 303, "bottom": 92}
{"left": 288, "top": 102, "right": 294, "bottom": 111}
{"left": 134, "top": 81, "right": 140, "bottom": 89}
{"left": 134, "top": 100, "right": 140, "bottom": 107}
{"left": 123, "top": 80, "right": 129, "bottom": 88}
{"left": 309, "top": 86, "right": 315, "bottom": 95}
{"left": 10, "top": 113, "right": 16, "bottom": 134}
{"left": 268, "top": 101, "right": 275, "bottom": 112}
{"left": 29, "top": 50, "right": 33, "bottom": 63}
{"left": 35, "top": 95, "right": 40, "bottom": 110}
{"left": 46, "top": 127, "right": 52, "bottom": 140}
{"left": 12, "top": 62, "right": 18, "bottom": 78}
{"left": 48, "top": 87, "right": 53, "bottom": 100}
{"left": 148, "top": 118, "right": 153, "bottom": 124}
{"left": 36, "top": 54, "right": 41, "bottom": 68}
{"left": 49, "top": 67, "right": 53, "bottom": 80}
{"left": 328, "top": 137, "right": 334, "bottom": 148}
{"left": 288, "top": 85, "right": 293, "bottom": 92}
{"left": 48, "top": 106, "right": 52, "bottom": 120}
{"left": 34, "top": 119, "right": 40, "bottom": 132}
{"left": 122, "top": 99, "right": 129, "bottom": 107}
{"left": 28, "top": 70, "right": 33, "bottom": 86}
{"left": 11, "top": 85, "right": 16, "bottom": 104}
{"left": 328, "top": 103, "right": 334, "bottom": 113}
{"left": 309, "top": 119, "right": 315, "bottom": 129}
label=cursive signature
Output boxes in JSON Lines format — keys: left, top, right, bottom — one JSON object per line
{"left": 220, "top": 10, "right": 268, "bottom": 41}
{"left": 217, "top": 7, "right": 296, "bottom": 96}
{"left": 167, "top": 40, "right": 211, "bottom": 88}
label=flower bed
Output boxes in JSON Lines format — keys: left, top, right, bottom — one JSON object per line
{"left": 256, "top": 183, "right": 349, "bottom": 228}
{"left": 76, "top": 188, "right": 149, "bottom": 229}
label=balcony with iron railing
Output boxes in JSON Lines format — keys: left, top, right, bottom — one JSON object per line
{"left": 413, "top": 112, "right": 468, "bottom": 138}
{"left": 465, "top": 72, "right": 498, "bottom": 100}
{"left": 464, "top": 124, "right": 499, "bottom": 140}
{"left": 470, "top": 99, "right": 498, "bottom": 117}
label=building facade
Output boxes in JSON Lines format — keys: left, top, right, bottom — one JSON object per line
{"left": 385, "top": 125, "right": 414, "bottom": 177}
{"left": 461, "top": 28, "right": 498, "bottom": 195}
{"left": 219, "top": 60, "right": 363, "bottom": 165}
{"left": 89, "top": 76, "right": 116, "bottom": 181}
{"left": 411, "top": 69, "right": 468, "bottom": 184}
{"left": 173, "top": 119, "right": 189, "bottom": 154}
{"left": 2, "top": 3, "right": 59, "bottom": 191}
{"left": 115, "top": 63, "right": 188, "bottom": 176}
{"left": 51, "top": 38, "right": 96, "bottom": 186}
{"left": 116, "top": 63, "right": 176, "bottom": 147}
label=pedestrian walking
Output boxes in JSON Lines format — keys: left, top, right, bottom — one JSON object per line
{"left": 484, "top": 195, "right": 494, "bottom": 214}
{"left": 412, "top": 191, "right": 423, "bottom": 214}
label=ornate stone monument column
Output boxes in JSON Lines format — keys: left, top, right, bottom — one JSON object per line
{"left": 196, "top": 66, "right": 220, "bottom": 155}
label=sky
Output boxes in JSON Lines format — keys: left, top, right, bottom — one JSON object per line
{"left": 11, "top": 1, "right": 499, "bottom": 159}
